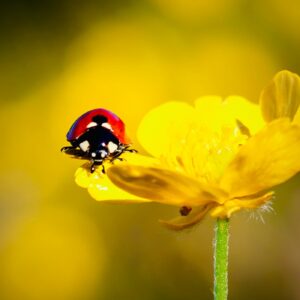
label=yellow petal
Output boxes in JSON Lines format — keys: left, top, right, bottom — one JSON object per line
{"left": 159, "top": 204, "right": 214, "bottom": 231}
{"left": 74, "top": 155, "right": 154, "bottom": 203}
{"left": 107, "top": 165, "right": 227, "bottom": 207}
{"left": 137, "top": 102, "right": 196, "bottom": 158}
{"left": 194, "top": 96, "right": 225, "bottom": 132}
{"left": 119, "top": 151, "right": 160, "bottom": 166}
{"left": 195, "top": 96, "right": 264, "bottom": 134}
{"left": 224, "top": 96, "right": 264, "bottom": 135}
{"left": 220, "top": 119, "right": 300, "bottom": 197}
{"left": 294, "top": 106, "right": 300, "bottom": 125}
{"left": 210, "top": 191, "right": 274, "bottom": 218}
{"left": 260, "top": 70, "right": 300, "bottom": 122}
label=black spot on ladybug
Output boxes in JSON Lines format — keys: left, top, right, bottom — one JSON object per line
{"left": 92, "top": 115, "right": 108, "bottom": 124}
{"left": 180, "top": 206, "right": 192, "bottom": 216}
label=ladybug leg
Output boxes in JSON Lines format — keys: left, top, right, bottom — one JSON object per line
{"left": 116, "top": 157, "right": 125, "bottom": 161}
{"left": 110, "top": 157, "right": 126, "bottom": 164}
{"left": 61, "top": 146, "right": 86, "bottom": 158}
{"left": 90, "top": 160, "right": 96, "bottom": 173}
{"left": 90, "top": 159, "right": 100, "bottom": 173}
{"left": 110, "top": 152, "right": 125, "bottom": 162}
{"left": 126, "top": 148, "right": 138, "bottom": 153}
{"left": 101, "top": 165, "right": 106, "bottom": 174}
{"left": 90, "top": 159, "right": 105, "bottom": 174}
{"left": 108, "top": 148, "right": 124, "bottom": 162}
{"left": 121, "top": 144, "right": 138, "bottom": 154}
{"left": 61, "top": 146, "right": 76, "bottom": 152}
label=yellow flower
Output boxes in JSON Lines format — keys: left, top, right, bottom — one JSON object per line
{"left": 75, "top": 70, "right": 300, "bottom": 230}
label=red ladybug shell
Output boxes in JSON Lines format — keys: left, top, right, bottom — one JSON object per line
{"left": 67, "top": 108, "right": 128, "bottom": 144}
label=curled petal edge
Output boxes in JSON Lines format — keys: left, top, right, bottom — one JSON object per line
{"left": 159, "top": 204, "right": 215, "bottom": 231}
{"left": 210, "top": 191, "right": 275, "bottom": 219}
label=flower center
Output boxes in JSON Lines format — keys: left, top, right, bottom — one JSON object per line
{"left": 160, "top": 121, "right": 248, "bottom": 185}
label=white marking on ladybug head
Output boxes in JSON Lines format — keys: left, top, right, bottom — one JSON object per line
{"left": 91, "top": 152, "right": 96, "bottom": 158}
{"left": 79, "top": 140, "right": 90, "bottom": 152}
{"left": 100, "top": 150, "right": 108, "bottom": 158}
{"left": 107, "top": 141, "right": 118, "bottom": 153}
{"left": 87, "top": 122, "right": 98, "bottom": 128}
{"left": 102, "top": 122, "right": 113, "bottom": 131}
{"left": 101, "top": 142, "right": 106, "bottom": 147}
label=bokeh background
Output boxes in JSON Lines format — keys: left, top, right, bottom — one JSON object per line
{"left": 1, "top": 1, "right": 300, "bottom": 299}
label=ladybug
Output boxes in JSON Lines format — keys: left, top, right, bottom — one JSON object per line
{"left": 61, "top": 108, "right": 136, "bottom": 173}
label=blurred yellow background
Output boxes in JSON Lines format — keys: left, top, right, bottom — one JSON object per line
{"left": 0, "top": 1, "right": 300, "bottom": 299}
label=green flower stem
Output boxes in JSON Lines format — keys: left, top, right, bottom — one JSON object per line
{"left": 214, "top": 218, "right": 229, "bottom": 300}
